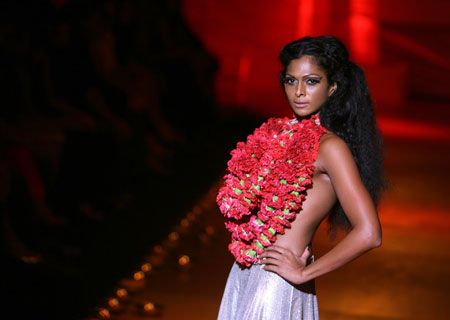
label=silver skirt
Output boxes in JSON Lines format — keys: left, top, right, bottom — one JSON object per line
{"left": 217, "top": 262, "right": 319, "bottom": 320}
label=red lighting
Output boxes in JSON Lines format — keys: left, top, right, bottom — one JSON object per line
{"left": 236, "top": 54, "right": 251, "bottom": 105}
{"left": 51, "top": 0, "right": 69, "bottom": 9}
{"left": 296, "top": 0, "right": 315, "bottom": 37}
{"left": 349, "top": 0, "right": 380, "bottom": 65}
{"left": 378, "top": 117, "right": 450, "bottom": 142}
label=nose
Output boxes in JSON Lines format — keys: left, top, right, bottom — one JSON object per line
{"left": 295, "top": 82, "right": 305, "bottom": 97}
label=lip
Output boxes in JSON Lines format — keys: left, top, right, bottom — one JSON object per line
{"left": 293, "top": 102, "right": 309, "bottom": 108}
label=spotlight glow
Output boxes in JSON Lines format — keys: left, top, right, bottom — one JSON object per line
{"left": 133, "top": 271, "right": 145, "bottom": 281}
{"left": 178, "top": 255, "right": 190, "bottom": 266}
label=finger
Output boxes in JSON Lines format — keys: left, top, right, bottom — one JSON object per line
{"left": 265, "top": 245, "right": 291, "bottom": 256}
{"left": 266, "top": 245, "right": 287, "bottom": 254}
{"left": 263, "top": 264, "right": 279, "bottom": 273}
{"left": 259, "top": 250, "right": 282, "bottom": 257}
{"left": 259, "top": 251, "right": 283, "bottom": 260}
{"left": 300, "top": 246, "right": 311, "bottom": 260}
{"left": 259, "top": 257, "right": 279, "bottom": 266}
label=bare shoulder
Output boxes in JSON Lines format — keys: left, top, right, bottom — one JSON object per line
{"left": 316, "top": 132, "right": 354, "bottom": 172}
{"left": 319, "top": 131, "right": 347, "bottom": 149}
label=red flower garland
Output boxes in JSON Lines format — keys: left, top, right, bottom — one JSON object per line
{"left": 217, "top": 115, "right": 326, "bottom": 266}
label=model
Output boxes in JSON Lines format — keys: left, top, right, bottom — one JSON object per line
{"left": 216, "top": 36, "right": 385, "bottom": 319}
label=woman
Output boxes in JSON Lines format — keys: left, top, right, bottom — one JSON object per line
{"left": 216, "top": 36, "right": 385, "bottom": 319}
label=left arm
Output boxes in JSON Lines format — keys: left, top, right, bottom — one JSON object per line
{"left": 260, "top": 136, "right": 382, "bottom": 284}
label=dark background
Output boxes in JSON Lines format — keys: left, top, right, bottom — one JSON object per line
{"left": 1, "top": 0, "right": 449, "bottom": 319}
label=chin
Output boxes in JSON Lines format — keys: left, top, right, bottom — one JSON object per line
{"left": 291, "top": 109, "right": 317, "bottom": 119}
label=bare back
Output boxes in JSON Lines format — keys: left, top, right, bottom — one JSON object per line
{"left": 274, "top": 132, "right": 340, "bottom": 256}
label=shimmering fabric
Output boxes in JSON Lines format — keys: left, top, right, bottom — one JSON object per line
{"left": 218, "top": 262, "right": 319, "bottom": 320}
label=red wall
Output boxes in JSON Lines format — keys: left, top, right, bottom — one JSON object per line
{"left": 182, "top": 0, "right": 300, "bottom": 117}
{"left": 182, "top": 0, "right": 450, "bottom": 117}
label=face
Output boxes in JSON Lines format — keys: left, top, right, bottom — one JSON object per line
{"left": 283, "top": 55, "right": 336, "bottom": 118}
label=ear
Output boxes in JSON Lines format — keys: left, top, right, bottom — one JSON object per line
{"left": 328, "top": 82, "right": 337, "bottom": 96}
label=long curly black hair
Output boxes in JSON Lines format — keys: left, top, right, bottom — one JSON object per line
{"left": 279, "top": 35, "right": 386, "bottom": 234}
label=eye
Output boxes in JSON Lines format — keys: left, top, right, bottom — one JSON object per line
{"left": 284, "top": 77, "right": 297, "bottom": 86}
{"left": 305, "top": 78, "right": 320, "bottom": 85}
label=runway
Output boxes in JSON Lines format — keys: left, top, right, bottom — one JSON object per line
{"left": 91, "top": 119, "right": 450, "bottom": 320}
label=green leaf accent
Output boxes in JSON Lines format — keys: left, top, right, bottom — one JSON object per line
{"left": 266, "top": 206, "right": 275, "bottom": 212}
{"left": 291, "top": 191, "right": 299, "bottom": 198}
{"left": 251, "top": 153, "right": 256, "bottom": 157}
{"left": 292, "top": 183, "right": 299, "bottom": 187}
{"left": 270, "top": 161, "right": 275, "bottom": 164}
{"left": 283, "top": 209, "right": 290, "bottom": 214}
{"left": 275, "top": 215, "right": 285, "bottom": 220}
{"left": 287, "top": 159, "right": 292, "bottom": 164}
{"left": 249, "top": 190, "right": 255, "bottom": 197}
{"left": 246, "top": 173, "right": 251, "bottom": 177}
{"left": 280, "top": 141, "right": 284, "bottom": 147}
{"left": 240, "top": 179, "right": 245, "bottom": 187}
{"left": 272, "top": 195, "right": 279, "bottom": 202}
{"left": 299, "top": 177, "right": 306, "bottom": 181}
{"left": 255, "top": 241, "right": 264, "bottom": 249}
{"left": 261, "top": 234, "right": 269, "bottom": 242}
{"left": 256, "top": 218, "right": 264, "bottom": 226}
{"left": 244, "top": 197, "right": 252, "bottom": 205}
{"left": 298, "top": 162, "right": 303, "bottom": 166}
{"left": 246, "top": 249, "right": 256, "bottom": 257}
{"left": 280, "top": 179, "right": 287, "bottom": 184}
{"left": 252, "top": 184, "right": 261, "bottom": 192}
{"left": 233, "top": 188, "right": 243, "bottom": 195}
{"left": 268, "top": 227, "right": 276, "bottom": 235}
{"left": 258, "top": 176, "right": 263, "bottom": 182}
{"left": 291, "top": 201, "right": 296, "bottom": 207}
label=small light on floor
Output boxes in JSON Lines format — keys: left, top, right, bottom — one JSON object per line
{"left": 144, "top": 302, "right": 155, "bottom": 312}
{"left": 199, "top": 233, "right": 211, "bottom": 245}
{"left": 193, "top": 205, "right": 201, "bottom": 215}
{"left": 141, "top": 262, "right": 152, "bottom": 273}
{"left": 20, "top": 255, "right": 42, "bottom": 264}
{"left": 98, "top": 308, "right": 111, "bottom": 319}
{"left": 180, "top": 218, "right": 189, "bottom": 228}
{"left": 205, "top": 226, "right": 215, "bottom": 236}
{"left": 134, "top": 271, "right": 145, "bottom": 281}
{"left": 178, "top": 255, "right": 190, "bottom": 266}
{"left": 147, "top": 254, "right": 164, "bottom": 267}
{"left": 108, "top": 297, "right": 120, "bottom": 311}
{"left": 168, "top": 231, "right": 179, "bottom": 241}
{"left": 153, "top": 245, "right": 164, "bottom": 254}
{"left": 116, "top": 288, "right": 128, "bottom": 299}
{"left": 187, "top": 212, "right": 196, "bottom": 221}
{"left": 141, "top": 301, "right": 162, "bottom": 316}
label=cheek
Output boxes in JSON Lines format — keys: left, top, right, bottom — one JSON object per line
{"left": 284, "top": 86, "right": 295, "bottom": 97}
{"left": 308, "top": 86, "right": 329, "bottom": 101}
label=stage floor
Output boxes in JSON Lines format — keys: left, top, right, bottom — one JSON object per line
{"left": 95, "top": 127, "right": 450, "bottom": 320}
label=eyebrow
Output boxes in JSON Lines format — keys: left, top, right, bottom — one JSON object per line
{"left": 286, "top": 73, "right": 323, "bottom": 79}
